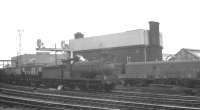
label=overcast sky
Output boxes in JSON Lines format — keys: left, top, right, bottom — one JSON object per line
{"left": 0, "top": 0, "right": 199, "bottom": 59}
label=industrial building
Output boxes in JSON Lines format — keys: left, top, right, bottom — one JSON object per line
{"left": 11, "top": 52, "right": 65, "bottom": 67}
{"left": 69, "top": 21, "right": 163, "bottom": 63}
{"left": 169, "top": 48, "right": 200, "bottom": 61}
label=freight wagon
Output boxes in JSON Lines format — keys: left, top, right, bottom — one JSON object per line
{"left": 0, "top": 64, "right": 42, "bottom": 86}
{"left": 120, "top": 60, "right": 200, "bottom": 88}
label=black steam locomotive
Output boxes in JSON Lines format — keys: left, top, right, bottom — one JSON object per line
{"left": 0, "top": 56, "right": 120, "bottom": 92}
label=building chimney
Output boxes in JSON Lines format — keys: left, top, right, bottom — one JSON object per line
{"left": 148, "top": 21, "right": 160, "bottom": 46}
{"left": 74, "top": 32, "right": 84, "bottom": 39}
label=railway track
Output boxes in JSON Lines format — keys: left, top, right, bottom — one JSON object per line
{"left": 1, "top": 87, "right": 200, "bottom": 110}
{"left": 0, "top": 88, "right": 167, "bottom": 110}
{"left": 0, "top": 93, "right": 116, "bottom": 110}
{"left": 24, "top": 85, "right": 200, "bottom": 108}
{"left": 114, "top": 90, "right": 200, "bottom": 102}
{"left": 38, "top": 88, "right": 200, "bottom": 108}
{"left": 3, "top": 83, "right": 200, "bottom": 101}
{"left": 112, "top": 90, "right": 200, "bottom": 107}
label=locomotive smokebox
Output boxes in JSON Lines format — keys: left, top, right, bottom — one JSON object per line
{"left": 149, "top": 21, "right": 160, "bottom": 46}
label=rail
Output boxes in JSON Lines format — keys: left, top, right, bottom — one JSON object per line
{"left": 1, "top": 87, "right": 200, "bottom": 110}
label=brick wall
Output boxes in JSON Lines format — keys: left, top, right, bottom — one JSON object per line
{"left": 73, "top": 45, "right": 162, "bottom": 63}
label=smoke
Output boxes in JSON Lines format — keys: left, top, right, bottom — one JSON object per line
{"left": 76, "top": 55, "right": 88, "bottom": 62}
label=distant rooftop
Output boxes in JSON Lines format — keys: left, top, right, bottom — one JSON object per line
{"left": 183, "top": 48, "right": 200, "bottom": 58}
{"left": 169, "top": 48, "right": 200, "bottom": 61}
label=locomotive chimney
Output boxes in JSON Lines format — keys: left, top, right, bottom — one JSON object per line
{"left": 148, "top": 21, "right": 160, "bottom": 46}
